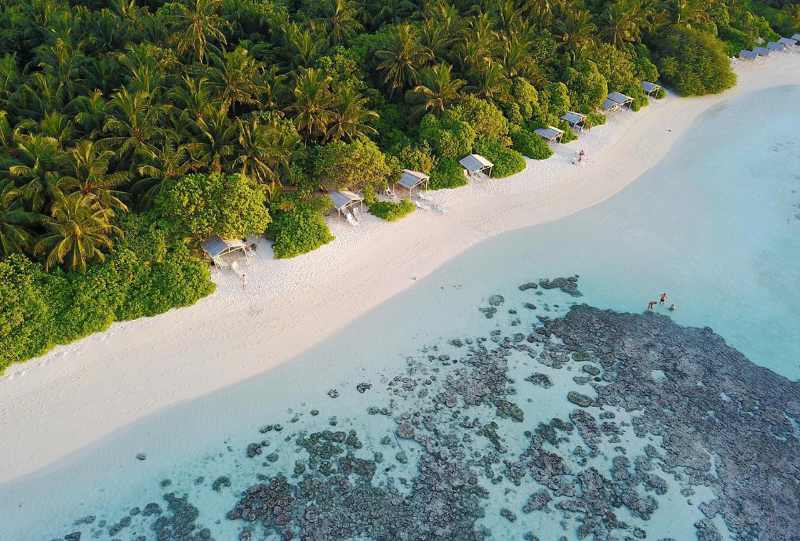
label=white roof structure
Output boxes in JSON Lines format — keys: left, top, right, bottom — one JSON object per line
{"left": 603, "top": 98, "right": 621, "bottom": 112}
{"left": 754, "top": 46, "right": 770, "bottom": 57}
{"left": 778, "top": 37, "right": 797, "bottom": 46}
{"left": 739, "top": 50, "right": 758, "bottom": 60}
{"left": 534, "top": 126, "right": 565, "bottom": 143}
{"left": 398, "top": 169, "right": 430, "bottom": 191}
{"left": 793, "top": 34, "right": 800, "bottom": 42}
{"left": 202, "top": 235, "right": 248, "bottom": 259}
{"left": 607, "top": 92, "right": 634, "bottom": 107}
{"left": 641, "top": 81, "right": 661, "bottom": 95}
{"left": 329, "top": 190, "right": 363, "bottom": 211}
{"left": 767, "top": 41, "right": 786, "bottom": 52}
{"left": 561, "top": 111, "right": 586, "bottom": 128}
{"left": 459, "top": 154, "right": 493, "bottom": 173}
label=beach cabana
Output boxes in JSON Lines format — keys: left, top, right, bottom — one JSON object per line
{"left": 793, "top": 34, "right": 800, "bottom": 42}
{"left": 329, "top": 190, "right": 364, "bottom": 219}
{"left": 739, "top": 49, "right": 758, "bottom": 61}
{"left": 459, "top": 154, "right": 493, "bottom": 179}
{"left": 767, "top": 41, "right": 786, "bottom": 52}
{"left": 603, "top": 98, "right": 621, "bottom": 112}
{"left": 202, "top": 235, "right": 249, "bottom": 266}
{"left": 641, "top": 81, "right": 661, "bottom": 96}
{"left": 778, "top": 37, "right": 797, "bottom": 47}
{"left": 397, "top": 169, "right": 430, "bottom": 194}
{"left": 754, "top": 46, "right": 770, "bottom": 57}
{"left": 534, "top": 126, "right": 565, "bottom": 144}
{"left": 607, "top": 92, "right": 634, "bottom": 109}
{"left": 561, "top": 111, "right": 587, "bottom": 131}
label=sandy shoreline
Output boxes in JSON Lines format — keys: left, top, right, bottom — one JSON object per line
{"left": 2, "top": 53, "right": 799, "bottom": 483}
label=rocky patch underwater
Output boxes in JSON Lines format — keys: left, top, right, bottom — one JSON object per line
{"left": 50, "top": 278, "right": 800, "bottom": 541}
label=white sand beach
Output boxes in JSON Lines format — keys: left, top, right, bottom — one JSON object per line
{"left": 2, "top": 52, "right": 799, "bottom": 483}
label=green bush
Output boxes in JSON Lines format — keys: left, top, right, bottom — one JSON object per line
{"left": 429, "top": 158, "right": 468, "bottom": 190}
{"left": 155, "top": 173, "right": 270, "bottom": 241}
{"left": 313, "top": 138, "right": 396, "bottom": 192}
{"left": 0, "top": 214, "right": 215, "bottom": 372}
{"left": 653, "top": 27, "right": 737, "bottom": 96}
{"left": 450, "top": 95, "right": 509, "bottom": 141}
{"left": 419, "top": 112, "right": 476, "bottom": 159}
{"left": 369, "top": 199, "right": 416, "bottom": 221}
{"left": 267, "top": 194, "right": 335, "bottom": 259}
{"left": 474, "top": 137, "right": 526, "bottom": 178}
{"left": 510, "top": 129, "right": 553, "bottom": 160}
{"left": 586, "top": 112, "right": 607, "bottom": 129}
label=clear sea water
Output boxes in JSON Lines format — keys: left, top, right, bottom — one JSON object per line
{"left": 2, "top": 85, "right": 799, "bottom": 541}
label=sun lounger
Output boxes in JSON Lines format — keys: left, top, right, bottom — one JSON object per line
{"left": 345, "top": 210, "right": 359, "bottom": 226}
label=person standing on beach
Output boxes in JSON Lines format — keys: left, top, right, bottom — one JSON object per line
{"left": 240, "top": 272, "right": 248, "bottom": 290}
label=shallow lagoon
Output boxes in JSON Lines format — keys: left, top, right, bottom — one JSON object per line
{"left": 2, "top": 85, "right": 799, "bottom": 540}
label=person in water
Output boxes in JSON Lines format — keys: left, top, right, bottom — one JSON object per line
{"left": 659, "top": 292, "right": 668, "bottom": 304}
{"left": 669, "top": 304, "right": 677, "bottom": 311}
{"left": 647, "top": 300, "right": 657, "bottom": 311}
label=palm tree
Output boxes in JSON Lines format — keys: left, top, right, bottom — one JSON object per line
{"left": 35, "top": 189, "right": 121, "bottom": 272}
{"left": 207, "top": 47, "right": 266, "bottom": 115}
{"left": 282, "top": 22, "right": 325, "bottom": 70}
{"left": 59, "top": 140, "right": 130, "bottom": 212}
{"left": 458, "top": 14, "right": 499, "bottom": 73}
{"left": 170, "top": 0, "right": 228, "bottom": 64}
{"left": 101, "top": 88, "right": 163, "bottom": 164}
{"left": 326, "top": 87, "right": 379, "bottom": 142}
{"left": 289, "top": 68, "right": 334, "bottom": 141}
{"left": 412, "top": 63, "right": 465, "bottom": 113}
{"left": 322, "top": 0, "right": 362, "bottom": 45}
{"left": 134, "top": 136, "right": 199, "bottom": 207}
{"left": 6, "top": 131, "right": 65, "bottom": 212}
{"left": 193, "top": 106, "right": 238, "bottom": 173}
{"left": 0, "top": 179, "right": 41, "bottom": 257}
{"left": 69, "top": 90, "right": 109, "bottom": 138}
{"left": 555, "top": 8, "right": 598, "bottom": 63}
{"left": 603, "top": 0, "right": 645, "bottom": 47}
{"left": 375, "top": 23, "right": 431, "bottom": 97}
{"left": 169, "top": 76, "right": 216, "bottom": 121}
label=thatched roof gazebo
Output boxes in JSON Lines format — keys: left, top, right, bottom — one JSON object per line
{"left": 397, "top": 169, "right": 430, "bottom": 194}
{"left": 561, "top": 111, "right": 587, "bottom": 131}
{"left": 641, "top": 81, "right": 661, "bottom": 96}
{"left": 202, "top": 235, "right": 250, "bottom": 266}
{"left": 459, "top": 154, "right": 493, "bottom": 179}
{"left": 534, "top": 126, "right": 565, "bottom": 144}
{"left": 739, "top": 49, "right": 758, "bottom": 61}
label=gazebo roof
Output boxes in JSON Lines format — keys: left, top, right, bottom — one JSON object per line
{"left": 739, "top": 50, "right": 758, "bottom": 60}
{"left": 534, "top": 126, "right": 565, "bottom": 142}
{"left": 641, "top": 81, "right": 661, "bottom": 93}
{"left": 329, "top": 190, "right": 363, "bottom": 210}
{"left": 561, "top": 111, "right": 586, "bottom": 125}
{"left": 202, "top": 235, "right": 247, "bottom": 258}
{"left": 754, "top": 46, "right": 770, "bottom": 56}
{"left": 459, "top": 154, "right": 493, "bottom": 172}
{"left": 778, "top": 37, "right": 797, "bottom": 46}
{"left": 398, "top": 169, "right": 430, "bottom": 190}
{"left": 603, "top": 98, "right": 620, "bottom": 111}
{"left": 793, "top": 34, "right": 800, "bottom": 42}
{"left": 607, "top": 91, "right": 633, "bottom": 105}
{"left": 767, "top": 41, "right": 785, "bottom": 51}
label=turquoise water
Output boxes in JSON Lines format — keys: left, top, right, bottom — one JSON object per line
{"left": 2, "top": 86, "right": 799, "bottom": 540}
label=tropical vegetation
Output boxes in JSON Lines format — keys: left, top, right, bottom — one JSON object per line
{"left": 0, "top": 0, "right": 796, "bottom": 369}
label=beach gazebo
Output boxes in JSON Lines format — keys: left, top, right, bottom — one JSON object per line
{"left": 778, "top": 37, "right": 797, "bottom": 47}
{"left": 534, "top": 126, "right": 565, "bottom": 144}
{"left": 397, "top": 169, "right": 430, "bottom": 194}
{"left": 561, "top": 111, "right": 587, "bottom": 131}
{"left": 754, "top": 46, "right": 770, "bottom": 57}
{"left": 202, "top": 235, "right": 250, "bottom": 266}
{"left": 602, "top": 98, "right": 621, "bottom": 112}
{"left": 459, "top": 154, "right": 493, "bottom": 179}
{"left": 607, "top": 91, "right": 634, "bottom": 109}
{"left": 767, "top": 41, "right": 786, "bottom": 52}
{"left": 793, "top": 34, "right": 800, "bottom": 42}
{"left": 641, "top": 81, "right": 662, "bottom": 96}
{"left": 329, "top": 190, "right": 364, "bottom": 219}
{"left": 739, "top": 49, "right": 758, "bottom": 61}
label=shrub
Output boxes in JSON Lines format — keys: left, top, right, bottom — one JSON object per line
{"left": 155, "top": 173, "right": 270, "bottom": 241}
{"left": 429, "top": 158, "right": 468, "bottom": 190}
{"left": 267, "top": 194, "right": 334, "bottom": 259}
{"left": 392, "top": 143, "right": 435, "bottom": 173}
{"left": 451, "top": 95, "right": 509, "bottom": 141}
{"left": 653, "top": 27, "right": 736, "bottom": 96}
{"left": 419, "top": 112, "right": 476, "bottom": 159}
{"left": 313, "top": 138, "right": 396, "bottom": 192}
{"left": 369, "top": 199, "right": 416, "bottom": 221}
{"left": 0, "top": 214, "right": 215, "bottom": 372}
{"left": 586, "top": 111, "right": 607, "bottom": 129}
{"left": 564, "top": 61, "right": 608, "bottom": 112}
{"left": 474, "top": 137, "right": 526, "bottom": 178}
{"left": 510, "top": 128, "right": 553, "bottom": 160}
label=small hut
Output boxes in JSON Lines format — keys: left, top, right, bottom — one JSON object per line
{"left": 607, "top": 91, "right": 634, "bottom": 109}
{"left": 754, "top": 46, "right": 770, "bottom": 57}
{"left": 397, "top": 169, "right": 430, "bottom": 194}
{"left": 793, "top": 34, "right": 800, "bottom": 42}
{"left": 767, "top": 41, "right": 786, "bottom": 52}
{"left": 329, "top": 190, "right": 364, "bottom": 218}
{"left": 641, "top": 81, "right": 662, "bottom": 96}
{"left": 534, "top": 126, "right": 565, "bottom": 144}
{"left": 459, "top": 154, "right": 493, "bottom": 179}
{"left": 202, "top": 235, "right": 250, "bottom": 266}
{"left": 778, "top": 37, "right": 797, "bottom": 47}
{"left": 561, "top": 111, "right": 587, "bottom": 131}
{"left": 739, "top": 49, "right": 758, "bottom": 61}
{"left": 602, "top": 98, "right": 621, "bottom": 112}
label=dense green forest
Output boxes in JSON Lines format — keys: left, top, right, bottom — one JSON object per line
{"left": 1, "top": 0, "right": 798, "bottom": 369}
